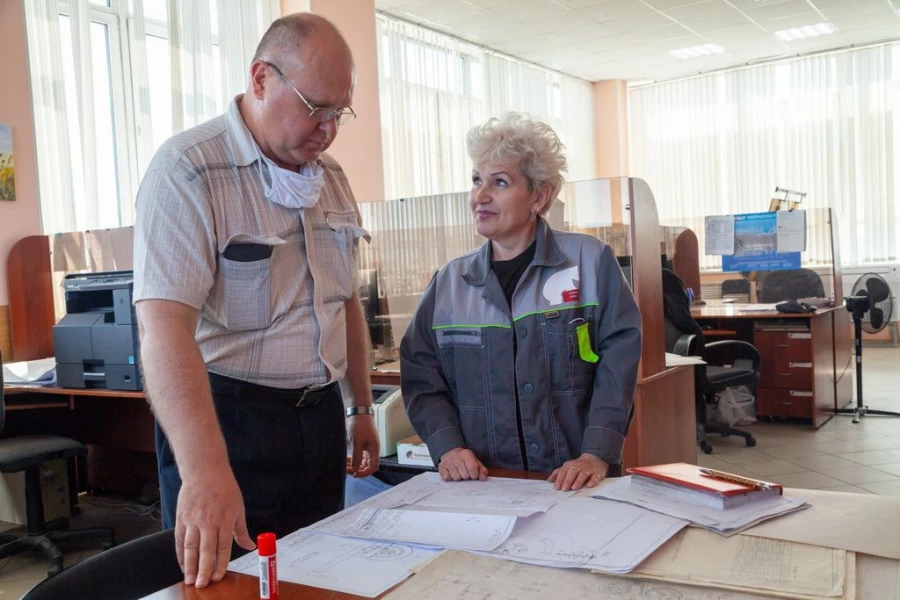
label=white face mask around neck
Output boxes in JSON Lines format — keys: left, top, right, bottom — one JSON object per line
{"left": 256, "top": 146, "right": 326, "bottom": 209}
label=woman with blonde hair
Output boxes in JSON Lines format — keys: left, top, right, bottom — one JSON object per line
{"left": 401, "top": 113, "right": 642, "bottom": 492}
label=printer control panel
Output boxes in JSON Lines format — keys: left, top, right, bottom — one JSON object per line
{"left": 64, "top": 270, "right": 134, "bottom": 292}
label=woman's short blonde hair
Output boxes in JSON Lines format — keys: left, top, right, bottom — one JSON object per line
{"left": 466, "top": 112, "right": 568, "bottom": 215}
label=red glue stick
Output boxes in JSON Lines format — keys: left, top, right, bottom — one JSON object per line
{"left": 258, "top": 532, "right": 278, "bottom": 600}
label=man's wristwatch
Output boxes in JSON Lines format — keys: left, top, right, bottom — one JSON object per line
{"left": 346, "top": 406, "right": 375, "bottom": 417}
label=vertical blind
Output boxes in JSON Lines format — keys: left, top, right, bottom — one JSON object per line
{"left": 376, "top": 14, "right": 595, "bottom": 201}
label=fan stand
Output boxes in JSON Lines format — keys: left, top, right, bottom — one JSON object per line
{"left": 833, "top": 305, "right": 900, "bottom": 423}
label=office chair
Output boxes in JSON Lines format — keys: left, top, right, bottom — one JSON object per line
{"left": 758, "top": 268, "right": 825, "bottom": 303}
{"left": 720, "top": 278, "right": 750, "bottom": 296}
{"left": 662, "top": 269, "right": 761, "bottom": 454}
{"left": 22, "top": 529, "right": 182, "bottom": 599}
{"left": 0, "top": 351, "right": 116, "bottom": 577}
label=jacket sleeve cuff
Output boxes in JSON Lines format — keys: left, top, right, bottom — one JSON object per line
{"left": 425, "top": 426, "right": 468, "bottom": 468}
{"left": 581, "top": 426, "right": 626, "bottom": 465}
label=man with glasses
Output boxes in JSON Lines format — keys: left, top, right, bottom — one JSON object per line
{"left": 133, "top": 13, "right": 379, "bottom": 589}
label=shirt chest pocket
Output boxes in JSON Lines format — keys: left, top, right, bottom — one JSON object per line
{"left": 323, "top": 211, "right": 369, "bottom": 300}
{"left": 210, "top": 234, "right": 285, "bottom": 331}
{"left": 541, "top": 315, "right": 598, "bottom": 393}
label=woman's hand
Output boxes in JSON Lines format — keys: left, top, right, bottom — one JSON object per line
{"left": 548, "top": 453, "right": 609, "bottom": 491}
{"left": 439, "top": 448, "right": 488, "bottom": 482}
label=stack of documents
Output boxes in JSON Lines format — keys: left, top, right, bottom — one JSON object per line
{"left": 629, "top": 462, "right": 783, "bottom": 510}
{"left": 2, "top": 358, "right": 57, "bottom": 387}
{"left": 241, "top": 473, "right": 690, "bottom": 596}
{"left": 591, "top": 476, "right": 808, "bottom": 536}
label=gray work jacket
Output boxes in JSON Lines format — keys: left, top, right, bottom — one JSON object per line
{"left": 400, "top": 217, "right": 642, "bottom": 472}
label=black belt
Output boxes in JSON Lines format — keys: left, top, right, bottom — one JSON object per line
{"left": 208, "top": 372, "right": 337, "bottom": 407}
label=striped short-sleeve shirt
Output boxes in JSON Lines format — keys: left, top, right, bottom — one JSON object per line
{"left": 134, "top": 95, "right": 366, "bottom": 388}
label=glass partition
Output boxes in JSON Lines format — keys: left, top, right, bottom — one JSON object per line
{"left": 359, "top": 177, "right": 638, "bottom": 364}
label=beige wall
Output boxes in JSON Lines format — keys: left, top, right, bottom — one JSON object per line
{"left": 282, "top": 0, "right": 386, "bottom": 202}
{"left": 592, "top": 80, "right": 630, "bottom": 179}
{"left": 0, "top": 1, "right": 43, "bottom": 308}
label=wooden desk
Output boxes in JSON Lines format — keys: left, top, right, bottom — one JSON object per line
{"left": 3, "top": 385, "right": 157, "bottom": 492}
{"left": 145, "top": 469, "right": 546, "bottom": 600}
{"left": 691, "top": 303, "right": 852, "bottom": 428}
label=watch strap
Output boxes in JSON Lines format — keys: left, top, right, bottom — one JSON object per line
{"left": 346, "top": 406, "right": 375, "bottom": 417}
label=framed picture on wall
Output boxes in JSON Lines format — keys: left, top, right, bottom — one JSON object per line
{"left": 0, "top": 124, "right": 15, "bottom": 201}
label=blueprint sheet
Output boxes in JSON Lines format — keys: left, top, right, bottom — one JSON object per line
{"left": 228, "top": 530, "right": 439, "bottom": 598}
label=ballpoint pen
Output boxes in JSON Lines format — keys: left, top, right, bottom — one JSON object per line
{"left": 698, "top": 467, "right": 773, "bottom": 491}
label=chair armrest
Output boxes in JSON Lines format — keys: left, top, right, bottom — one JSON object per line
{"left": 704, "top": 340, "right": 761, "bottom": 372}
{"left": 673, "top": 334, "right": 698, "bottom": 357}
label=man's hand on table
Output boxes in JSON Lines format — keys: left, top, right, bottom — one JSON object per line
{"left": 175, "top": 466, "right": 255, "bottom": 588}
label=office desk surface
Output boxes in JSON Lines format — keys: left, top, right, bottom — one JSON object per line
{"left": 145, "top": 469, "right": 547, "bottom": 600}
{"left": 4, "top": 385, "right": 146, "bottom": 399}
{"left": 692, "top": 303, "right": 842, "bottom": 319}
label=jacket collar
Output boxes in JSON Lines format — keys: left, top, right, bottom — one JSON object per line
{"left": 462, "top": 216, "right": 566, "bottom": 286}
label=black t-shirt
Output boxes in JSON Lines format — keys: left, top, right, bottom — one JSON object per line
{"left": 491, "top": 240, "right": 537, "bottom": 308}
{"left": 490, "top": 239, "right": 536, "bottom": 471}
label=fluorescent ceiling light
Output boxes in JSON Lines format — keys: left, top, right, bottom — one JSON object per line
{"left": 667, "top": 44, "right": 725, "bottom": 59}
{"left": 774, "top": 22, "right": 836, "bottom": 42}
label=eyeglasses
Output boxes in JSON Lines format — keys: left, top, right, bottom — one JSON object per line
{"left": 263, "top": 61, "right": 357, "bottom": 126}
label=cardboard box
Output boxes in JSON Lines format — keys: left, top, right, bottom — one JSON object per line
{"left": 397, "top": 435, "right": 433, "bottom": 467}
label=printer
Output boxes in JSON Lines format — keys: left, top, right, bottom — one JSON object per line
{"left": 52, "top": 270, "right": 142, "bottom": 391}
{"left": 371, "top": 384, "right": 416, "bottom": 457}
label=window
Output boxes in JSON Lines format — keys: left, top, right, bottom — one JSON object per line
{"left": 25, "top": 0, "right": 277, "bottom": 234}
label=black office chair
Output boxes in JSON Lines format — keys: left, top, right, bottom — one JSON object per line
{"left": 757, "top": 268, "right": 825, "bottom": 302}
{"left": 662, "top": 269, "right": 761, "bottom": 454}
{"left": 0, "top": 352, "right": 116, "bottom": 577}
{"left": 720, "top": 278, "right": 750, "bottom": 296}
{"left": 22, "top": 529, "right": 182, "bottom": 599}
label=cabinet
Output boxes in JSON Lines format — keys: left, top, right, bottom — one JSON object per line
{"left": 692, "top": 306, "right": 844, "bottom": 429}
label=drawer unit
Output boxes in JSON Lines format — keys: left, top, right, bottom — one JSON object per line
{"left": 755, "top": 388, "right": 814, "bottom": 419}
{"left": 753, "top": 326, "right": 816, "bottom": 423}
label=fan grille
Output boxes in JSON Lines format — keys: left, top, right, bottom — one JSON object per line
{"left": 850, "top": 274, "right": 894, "bottom": 334}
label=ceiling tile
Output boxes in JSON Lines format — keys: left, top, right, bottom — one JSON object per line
{"left": 741, "top": 0, "right": 819, "bottom": 23}
{"left": 519, "top": 8, "right": 598, "bottom": 29}
{"left": 396, "top": 0, "right": 482, "bottom": 23}
{"left": 375, "top": 0, "right": 428, "bottom": 9}
{"left": 642, "top": 0, "right": 712, "bottom": 9}
{"left": 821, "top": 1, "right": 898, "bottom": 19}
{"left": 651, "top": 34, "right": 716, "bottom": 51}
{"left": 619, "top": 23, "right": 694, "bottom": 43}
{"left": 604, "top": 11, "right": 677, "bottom": 31}
{"left": 562, "top": 23, "right": 623, "bottom": 43}
{"left": 660, "top": 0, "right": 741, "bottom": 20}
{"left": 759, "top": 14, "right": 841, "bottom": 31}
{"left": 578, "top": 1, "right": 655, "bottom": 22}
{"left": 552, "top": 0, "right": 617, "bottom": 9}
{"left": 573, "top": 33, "right": 641, "bottom": 52}
{"left": 675, "top": 11, "right": 757, "bottom": 32}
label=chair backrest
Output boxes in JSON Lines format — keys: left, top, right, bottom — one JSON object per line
{"left": 662, "top": 269, "right": 705, "bottom": 355}
{"left": 22, "top": 529, "right": 182, "bottom": 600}
{"left": 721, "top": 278, "right": 750, "bottom": 296}
{"left": 758, "top": 268, "right": 825, "bottom": 303}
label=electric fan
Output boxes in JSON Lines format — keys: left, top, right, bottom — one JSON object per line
{"left": 834, "top": 273, "right": 897, "bottom": 423}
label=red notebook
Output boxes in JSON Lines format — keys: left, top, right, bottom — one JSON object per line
{"left": 628, "top": 463, "right": 783, "bottom": 497}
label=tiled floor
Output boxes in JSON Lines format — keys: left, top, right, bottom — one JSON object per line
{"left": 0, "top": 493, "right": 159, "bottom": 596}
{"left": 0, "top": 347, "right": 896, "bottom": 596}
{"left": 698, "top": 345, "right": 900, "bottom": 495}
